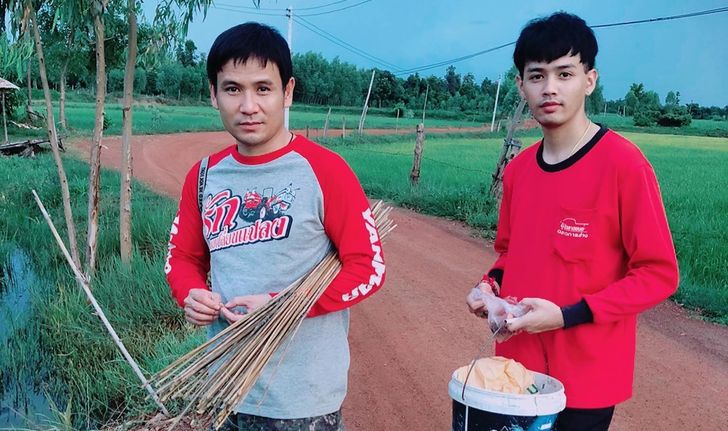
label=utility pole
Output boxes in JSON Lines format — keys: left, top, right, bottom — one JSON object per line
{"left": 285, "top": 6, "right": 293, "bottom": 129}
{"left": 490, "top": 75, "right": 501, "bottom": 132}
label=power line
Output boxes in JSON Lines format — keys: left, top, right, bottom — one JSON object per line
{"left": 297, "top": 0, "right": 372, "bottom": 17}
{"left": 394, "top": 6, "right": 728, "bottom": 76}
{"left": 592, "top": 6, "right": 728, "bottom": 28}
{"left": 295, "top": 15, "right": 400, "bottom": 71}
{"left": 210, "top": 5, "right": 284, "bottom": 17}
{"left": 394, "top": 42, "right": 515, "bottom": 76}
{"left": 293, "top": 16, "right": 399, "bottom": 71}
{"left": 215, "top": 0, "right": 352, "bottom": 12}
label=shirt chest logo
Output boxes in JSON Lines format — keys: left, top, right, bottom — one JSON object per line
{"left": 557, "top": 217, "right": 590, "bottom": 239}
{"left": 203, "top": 184, "right": 298, "bottom": 251}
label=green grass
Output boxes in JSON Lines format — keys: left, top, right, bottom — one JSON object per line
{"left": 0, "top": 153, "right": 202, "bottom": 428}
{"left": 6, "top": 94, "right": 725, "bottom": 144}
{"left": 591, "top": 113, "right": 728, "bottom": 137}
{"left": 3, "top": 98, "right": 482, "bottom": 143}
{"left": 325, "top": 132, "right": 728, "bottom": 325}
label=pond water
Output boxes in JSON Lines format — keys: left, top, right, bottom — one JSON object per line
{"left": 0, "top": 249, "right": 56, "bottom": 429}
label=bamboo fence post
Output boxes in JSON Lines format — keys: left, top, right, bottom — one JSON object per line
{"left": 323, "top": 107, "right": 331, "bottom": 138}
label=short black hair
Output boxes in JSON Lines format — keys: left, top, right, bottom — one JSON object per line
{"left": 206, "top": 22, "right": 292, "bottom": 90}
{"left": 513, "top": 12, "right": 598, "bottom": 77}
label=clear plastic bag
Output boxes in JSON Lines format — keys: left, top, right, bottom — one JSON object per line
{"left": 469, "top": 287, "right": 530, "bottom": 342}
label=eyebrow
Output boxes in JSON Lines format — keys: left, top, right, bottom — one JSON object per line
{"left": 525, "top": 64, "right": 578, "bottom": 73}
{"left": 219, "top": 78, "right": 276, "bottom": 87}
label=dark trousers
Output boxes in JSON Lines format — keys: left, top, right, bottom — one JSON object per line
{"left": 213, "top": 410, "right": 344, "bottom": 431}
{"left": 556, "top": 406, "right": 615, "bottom": 431}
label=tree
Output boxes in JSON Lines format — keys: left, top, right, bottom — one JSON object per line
{"left": 176, "top": 39, "right": 197, "bottom": 66}
{"left": 7, "top": 0, "right": 82, "bottom": 268}
{"left": 665, "top": 91, "right": 679, "bottom": 107}
{"left": 444, "top": 65, "right": 461, "bottom": 97}
{"left": 585, "top": 83, "right": 605, "bottom": 115}
{"left": 119, "top": 0, "right": 138, "bottom": 263}
{"left": 85, "top": 0, "right": 110, "bottom": 276}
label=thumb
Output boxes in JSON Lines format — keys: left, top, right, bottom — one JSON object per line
{"left": 518, "top": 297, "right": 540, "bottom": 308}
{"left": 506, "top": 315, "right": 527, "bottom": 333}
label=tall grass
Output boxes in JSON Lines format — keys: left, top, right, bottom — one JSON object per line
{"left": 326, "top": 132, "right": 728, "bottom": 324}
{"left": 0, "top": 153, "right": 202, "bottom": 428}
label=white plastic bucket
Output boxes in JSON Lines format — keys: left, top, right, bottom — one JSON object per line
{"left": 449, "top": 370, "right": 566, "bottom": 431}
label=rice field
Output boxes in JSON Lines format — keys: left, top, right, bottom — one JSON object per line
{"left": 331, "top": 131, "right": 728, "bottom": 324}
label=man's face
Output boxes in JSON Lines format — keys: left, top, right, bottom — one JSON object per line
{"left": 210, "top": 58, "right": 295, "bottom": 155}
{"left": 516, "top": 53, "right": 597, "bottom": 129}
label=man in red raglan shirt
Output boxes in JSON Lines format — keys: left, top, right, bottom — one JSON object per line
{"left": 165, "top": 23, "right": 385, "bottom": 430}
{"left": 466, "top": 12, "right": 679, "bottom": 431}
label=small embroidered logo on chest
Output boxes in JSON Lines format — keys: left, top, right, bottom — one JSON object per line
{"left": 557, "top": 218, "right": 590, "bottom": 239}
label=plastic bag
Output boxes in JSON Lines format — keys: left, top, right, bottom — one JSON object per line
{"left": 469, "top": 287, "right": 530, "bottom": 342}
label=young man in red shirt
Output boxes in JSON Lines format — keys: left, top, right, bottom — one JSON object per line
{"left": 467, "top": 12, "right": 678, "bottom": 430}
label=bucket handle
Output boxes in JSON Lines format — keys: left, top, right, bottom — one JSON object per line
{"left": 461, "top": 323, "right": 507, "bottom": 401}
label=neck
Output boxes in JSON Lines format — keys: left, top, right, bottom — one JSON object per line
{"left": 541, "top": 115, "right": 594, "bottom": 164}
{"left": 236, "top": 128, "right": 292, "bottom": 157}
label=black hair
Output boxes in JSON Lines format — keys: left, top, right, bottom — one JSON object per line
{"left": 206, "top": 22, "right": 292, "bottom": 91}
{"left": 513, "top": 12, "right": 598, "bottom": 77}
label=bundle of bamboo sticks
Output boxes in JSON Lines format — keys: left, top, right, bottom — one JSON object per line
{"left": 149, "top": 201, "right": 395, "bottom": 430}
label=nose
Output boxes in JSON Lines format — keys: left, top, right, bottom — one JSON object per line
{"left": 239, "top": 91, "right": 258, "bottom": 115}
{"left": 542, "top": 75, "right": 557, "bottom": 97}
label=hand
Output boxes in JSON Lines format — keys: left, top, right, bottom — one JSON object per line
{"left": 505, "top": 298, "right": 564, "bottom": 334}
{"left": 220, "top": 294, "right": 272, "bottom": 324}
{"left": 466, "top": 280, "right": 500, "bottom": 319}
{"left": 183, "top": 288, "right": 222, "bottom": 326}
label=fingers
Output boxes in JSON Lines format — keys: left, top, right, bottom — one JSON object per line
{"left": 505, "top": 298, "right": 563, "bottom": 334}
{"left": 220, "top": 306, "right": 245, "bottom": 324}
{"left": 183, "top": 289, "right": 222, "bottom": 327}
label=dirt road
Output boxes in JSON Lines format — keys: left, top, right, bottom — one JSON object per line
{"left": 74, "top": 131, "right": 728, "bottom": 430}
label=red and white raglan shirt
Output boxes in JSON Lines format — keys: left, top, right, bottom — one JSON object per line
{"left": 486, "top": 126, "right": 678, "bottom": 408}
{"left": 165, "top": 135, "right": 385, "bottom": 419}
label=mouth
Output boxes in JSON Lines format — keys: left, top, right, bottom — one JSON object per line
{"left": 238, "top": 121, "right": 263, "bottom": 131}
{"left": 539, "top": 101, "right": 561, "bottom": 113}
{"left": 540, "top": 101, "right": 561, "bottom": 108}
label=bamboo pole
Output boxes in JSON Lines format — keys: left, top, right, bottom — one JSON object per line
{"left": 32, "top": 190, "right": 169, "bottom": 416}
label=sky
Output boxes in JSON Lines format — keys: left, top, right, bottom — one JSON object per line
{"left": 144, "top": 0, "right": 728, "bottom": 107}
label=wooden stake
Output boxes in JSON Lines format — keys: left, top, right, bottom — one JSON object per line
{"left": 410, "top": 124, "right": 425, "bottom": 185}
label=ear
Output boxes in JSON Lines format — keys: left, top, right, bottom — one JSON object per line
{"left": 209, "top": 83, "right": 219, "bottom": 110}
{"left": 585, "top": 69, "right": 598, "bottom": 96}
{"left": 515, "top": 74, "right": 525, "bottom": 100}
{"left": 284, "top": 77, "right": 295, "bottom": 108}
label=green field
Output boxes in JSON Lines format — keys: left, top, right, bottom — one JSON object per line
{"left": 329, "top": 132, "right": 728, "bottom": 323}
{"left": 6, "top": 97, "right": 727, "bottom": 144}
{"left": 4, "top": 98, "right": 483, "bottom": 142}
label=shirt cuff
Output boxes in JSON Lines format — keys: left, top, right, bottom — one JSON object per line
{"left": 486, "top": 268, "right": 504, "bottom": 287}
{"left": 561, "top": 299, "right": 594, "bottom": 329}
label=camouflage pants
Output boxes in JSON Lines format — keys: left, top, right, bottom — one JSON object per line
{"left": 212, "top": 410, "right": 345, "bottom": 431}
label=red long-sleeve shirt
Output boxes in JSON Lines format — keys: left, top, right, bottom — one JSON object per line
{"left": 488, "top": 127, "right": 678, "bottom": 408}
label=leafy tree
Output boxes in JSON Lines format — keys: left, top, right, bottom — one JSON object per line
{"left": 176, "top": 39, "right": 197, "bottom": 66}
{"left": 585, "top": 83, "right": 605, "bottom": 115}
{"left": 665, "top": 91, "right": 679, "bottom": 107}
{"left": 444, "top": 65, "right": 461, "bottom": 96}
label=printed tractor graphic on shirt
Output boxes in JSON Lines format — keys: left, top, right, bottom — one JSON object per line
{"left": 241, "top": 184, "right": 298, "bottom": 222}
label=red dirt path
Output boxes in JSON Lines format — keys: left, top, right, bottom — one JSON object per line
{"left": 74, "top": 130, "right": 728, "bottom": 430}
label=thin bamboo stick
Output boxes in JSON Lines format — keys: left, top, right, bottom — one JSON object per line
{"left": 155, "top": 202, "right": 395, "bottom": 430}
{"left": 32, "top": 190, "right": 170, "bottom": 416}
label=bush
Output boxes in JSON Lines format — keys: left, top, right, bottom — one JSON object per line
{"left": 633, "top": 109, "right": 659, "bottom": 127}
{"left": 657, "top": 107, "right": 692, "bottom": 127}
